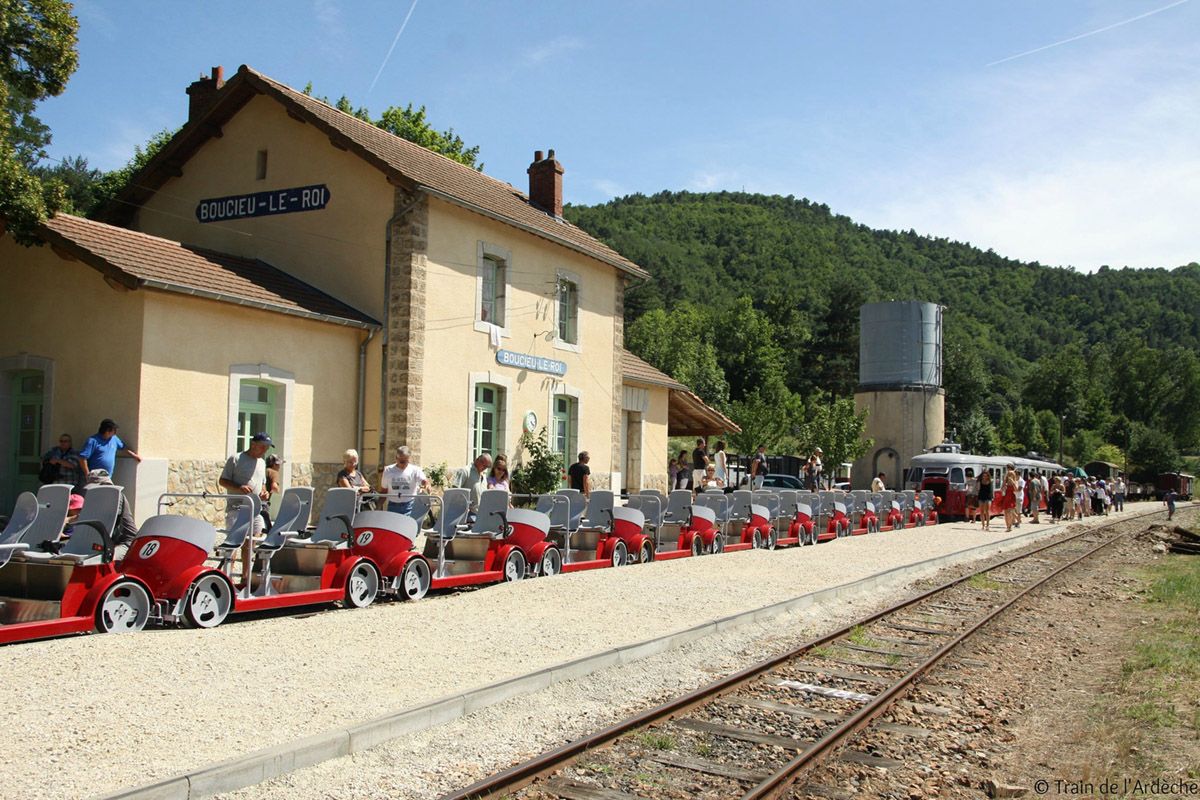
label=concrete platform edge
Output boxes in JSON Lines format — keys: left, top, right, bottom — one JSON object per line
{"left": 95, "top": 523, "right": 1060, "bottom": 800}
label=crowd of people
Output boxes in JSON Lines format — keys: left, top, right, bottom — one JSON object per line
{"left": 37, "top": 425, "right": 1171, "bottom": 558}
{"left": 962, "top": 467, "right": 1130, "bottom": 532}
{"left": 38, "top": 418, "right": 141, "bottom": 546}
{"left": 666, "top": 439, "right": 830, "bottom": 493}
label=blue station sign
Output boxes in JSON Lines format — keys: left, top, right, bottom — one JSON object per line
{"left": 195, "top": 184, "right": 331, "bottom": 223}
{"left": 496, "top": 349, "right": 568, "bottom": 376}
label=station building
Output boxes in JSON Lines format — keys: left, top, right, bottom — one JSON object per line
{"left": 0, "top": 65, "right": 734, "bottom": 518}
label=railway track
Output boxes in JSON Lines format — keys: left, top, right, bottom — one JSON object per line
{"left": 439, "top": 509, "right": 1165, "bottom": 800}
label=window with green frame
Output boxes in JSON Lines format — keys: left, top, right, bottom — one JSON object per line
{"left": 473, "top": 383, "right": 504, "bottom": 456}
{"left": 557, "top": 278, "right": 578, "bottom": 344}
{"left": 236, "top": 381, "right": 276, "bottom": 453}
{"left": 551, "top": 394, "right": 577, "bottom": 460}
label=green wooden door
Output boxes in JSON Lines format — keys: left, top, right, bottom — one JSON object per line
{"left": 10, "top": 370, "right": 45, "bottom": 502}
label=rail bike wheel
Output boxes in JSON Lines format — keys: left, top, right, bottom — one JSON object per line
{"left": 398, "top": 557, "right": 430, "bottom": 601}
{"left": 503, "top": 548, "right": 527, "bottom": 582}
{"left": 344, "top": 560, "right": 380, "bottom": 608}
{"left": 539, "top": 547, "right": 563, "bottom": 577}
{"left": 96, "top": 580, "right": 152, "bottom": 634}
{"left": 610, "top": 540, "right": 628, "bottom": 568}
{"left": 184, "top": 573, "right": 234, "bottom": 628}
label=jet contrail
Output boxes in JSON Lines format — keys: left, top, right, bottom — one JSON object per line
{"left": 368, "top": 0, "right": 421, "bottom": 93}
{"left": 987, "top": 0, "right": 1189, "bottom": 67}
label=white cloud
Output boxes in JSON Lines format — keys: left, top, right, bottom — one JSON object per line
{"left": 591, "top": 178, "right": 626, "bottom": 198}
{"left": 522, "top": 36, "right": 584, "bottom": 66}
{"left": 313, "top": 0, "right": 350, "bottom": 59}
{"left": 855, "top": 40, "right": 1200, "bottom": 270}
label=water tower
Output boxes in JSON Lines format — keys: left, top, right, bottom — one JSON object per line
{"left": 851, "top": 301, "right": 945, "bottom": 490}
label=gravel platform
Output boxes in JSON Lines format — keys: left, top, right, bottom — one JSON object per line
{"left": 0, "top": 511, "right": 1141, "bottom": 800}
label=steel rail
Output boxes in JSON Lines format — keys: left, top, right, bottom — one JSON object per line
{"left": 743, "top": 516, "right": 1138, "bottom": 798}
{"left": 440, "top": 509, "right": 1163, "bottom": 800}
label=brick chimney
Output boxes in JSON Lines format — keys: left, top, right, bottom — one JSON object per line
{"left": 186, "top": 66, "right": 225, "bottom": 123}
{"left": 527, "top": 149, "right": 564, "bottom": 217}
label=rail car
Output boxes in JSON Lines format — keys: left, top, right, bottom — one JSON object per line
{"left": 905, "top": 441, "right": 1064, "bottom": 521}
{"left": 1, "top": 475, "right": 954, "bottom": 646}
{"left": 1157, "top": 472, "right": 1193, "bottom": 501}
{"left": 119, "top": 488, "right": 381, "bottom": 628}
{"left": 0, "top": 484, "right": 153, "bottom": 645}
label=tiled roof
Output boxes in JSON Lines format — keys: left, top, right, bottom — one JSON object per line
{"left": 243, "top": 68, "right": 647, "bottom": 279}
{"left": 106, "top": 65, "right": 648, "bottom": 280}
{"left": 620, "top": 350, "right": 688, "bottom": 390}
{"left": 620, "top": 350, "right": 741, "bottom": 434}
{"left": 39, "top": 214, "right": 378, "bottom": 328}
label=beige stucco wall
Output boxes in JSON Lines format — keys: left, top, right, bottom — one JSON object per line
{"left": 0, "top": 237, "right": 145, "bottom": 448}
{"left": 852, "top": 388, "right": 946, "bottom": 490}
{"left": 419, "top": 199, "right": 619, "bottom": 476}
{"left": 138, "top": 291, "right": 362, "bottom": 466}
{"left": 131, "top": 94, "right": 393, "bottom": 323}
{"left": 641, "top": 382, "right": 670, "bottom": 486}
{"left": 129, "top": 93, "right": 388, "bottom": 465}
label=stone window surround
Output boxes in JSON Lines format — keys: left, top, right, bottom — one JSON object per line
{"left": 474, "top": 241, "right": 512, "bottom": 340}
{"left": 547, "top": 381, "right": 582, "bottom": 462}
{"left": 227, "top": 363, "right": 294, "bottom": 488}
{"left": 466, "top": 370, "right": 513, "bottom": 464}
{"left": 552, "top": 269, "right": 582, "bottom": 354}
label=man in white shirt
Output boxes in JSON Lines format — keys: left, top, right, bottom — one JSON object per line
{"left": 380, "top": 445, "right": 429, "bottom": 515}
{"left": 1114, "top": 477, "right": 1126, "bottom": 511}
{"left": 871, "top": 472, "right": 886, "bottom": 493}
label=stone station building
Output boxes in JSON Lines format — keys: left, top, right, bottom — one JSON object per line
{"left": 0, "top": 65, "right": 733, "bottom": 519}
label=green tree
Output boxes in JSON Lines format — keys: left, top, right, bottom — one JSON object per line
{"left": 810, "top": 277, "right": 866, "bottom": 397}
{"left": 713, "top": 296, "right": 789, "bottom": 402}
{"left": 87, "top": 131, "right": 175, "bottom": 219}
{"left": 943, "top": 336, "right": 989, "bottom": 430}
{"left": 1091, "top": 443, "right": 1124, "bottom": 466}
{"left": 796, "top": 394, "right": 872, "bottom": 476}
{"left": 727, "top": 389, "right": 804, "bottom": 454}
{"left": 959, "top": 411, "right": 999, "bottom": 456}
{"left": 1067, "top": 429, "right": 1103, "bottom": 465}
{"left": 30, "top": 152, "right": 99, "bottom": 213}
{"left": 1010, "top": 405, "right": 1044, "bottom": 455}
{"left": 625, "top": 304, "right": 729, "bottom": 408}
{"left": 1127, "top": 423, "right": 1180, "bottom": 477}
{"left": 510, "top": 428, "right": 564, "bottom": 496}
{"left": 0, "top": 0, "right": 78, "bottom": 243}
{"left": 304, "top": 83, "right": 482, "bottom": 170}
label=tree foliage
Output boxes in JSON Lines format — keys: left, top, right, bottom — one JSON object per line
{"left": 0, "top": 0, "right": 78, "bottom": 243}
{"left": 303, "top": 83, "right": 482, "bottom": 170}
{"left": 510, "top": 428, "right": 565, "bottom": 496}
{"left": 568, "top": 191, "right": 1200, "bottom": 477}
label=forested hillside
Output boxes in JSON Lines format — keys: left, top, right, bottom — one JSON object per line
{"left": 566, "top": 191, "right": 1200, "bottom": 476}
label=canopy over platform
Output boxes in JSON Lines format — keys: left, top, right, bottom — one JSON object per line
{"left": 620, "top": 350, "right": 740, "bottom": 436}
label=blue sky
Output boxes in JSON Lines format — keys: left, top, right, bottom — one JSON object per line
{"left": 38, "top": 0, "right": 1199, "bottom": 271}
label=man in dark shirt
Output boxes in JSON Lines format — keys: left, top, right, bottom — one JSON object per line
{"left": 691, "top": 438, "right": 708, "bottom": 489}
{"left": 568, "top": 451, "right": 592, "bottom": 498}
{"left": 749, "top": 445, "right": 768, "bottom": 489}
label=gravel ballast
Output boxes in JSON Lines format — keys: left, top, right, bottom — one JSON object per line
{"left": 0, "top": 511, "right": 1144, "bottom": 799}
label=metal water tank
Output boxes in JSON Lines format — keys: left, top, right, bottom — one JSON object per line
{"left": 858, "top": 301, "right": 942, "bottom": 389}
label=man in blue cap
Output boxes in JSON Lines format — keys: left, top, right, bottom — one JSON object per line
{"left": 219, "top": 432, "right": 273, "bottom": 585}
